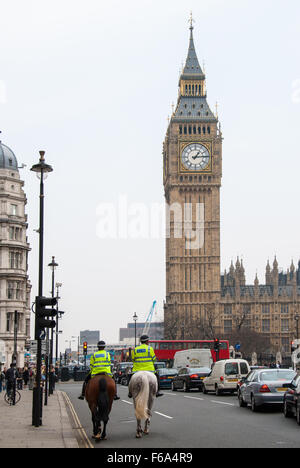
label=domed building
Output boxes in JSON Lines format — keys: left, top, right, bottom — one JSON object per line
{"left": 0, "top": 140, "right": 31, "bottom": 368}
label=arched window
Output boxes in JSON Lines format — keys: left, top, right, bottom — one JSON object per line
{"left": 184, "top": 126, "right": 187, "bottom": 135}
{"left": 207, "top": 126, "right": 211, "bottom": 134}
{"left": 203, "top": 126, "right": 206, "bottom": 134}
{"left": 198, "top": 126, "right": 201, "bottom": 134}
{"left": 193, "top": 126, "right": 196, "bottom": 134}
{"left": 188, "top": 126, "right": 192, "bottom": 135}
{"left": 179, "top": 125, "right": 182, "bottom": 134}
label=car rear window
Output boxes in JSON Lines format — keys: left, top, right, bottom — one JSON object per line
{"left": 240, "top": 362, "right": 249, "bottom": 375}
{"left": 259, "top": 370, "right": 296, "bottom": 381}
{"left": 159, "top": 369, "right": 178, "bottom": 375}
{"left": 225, "top": 362, "right": 239, "bottom": 376}
{"left": 189, "top": 367, "right": 211, "bottom": 373}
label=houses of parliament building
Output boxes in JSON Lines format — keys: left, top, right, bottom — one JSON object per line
{"left": 163, "top": 21, "right": 300, "bottom": 354}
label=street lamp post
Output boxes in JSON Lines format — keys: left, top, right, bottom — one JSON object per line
{"left": 31, "top": 151, "right": 53, "bottom": 428}
{"left": 295, "top": 315, "right": 300, "bottom": 340}
{"left": 55, "top": 283, "right": 63, "bottom": 364}
{"left": 133, "top": 313, "right": 138, "bottom": 347}
{"left": 47, "top": 256, "right": 58, "bottom": 396}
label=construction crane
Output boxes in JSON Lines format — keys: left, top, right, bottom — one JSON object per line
{"left": 142, "top": 300, "right": 157, "bottom": 336}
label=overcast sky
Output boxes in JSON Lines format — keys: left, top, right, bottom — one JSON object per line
{"left": 1, "top": 0, "right": 300, "bottom": 347}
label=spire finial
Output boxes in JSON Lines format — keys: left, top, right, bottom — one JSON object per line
{"left": 189, "top": 11, "right": 195, "bottom": 31}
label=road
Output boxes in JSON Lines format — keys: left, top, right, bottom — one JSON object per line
{"left": 59, "top": 382, "right": 300, "bottom": 448}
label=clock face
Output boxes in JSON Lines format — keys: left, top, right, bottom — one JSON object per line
{"left": 181, "top": 143, "right": 210, "bottom": 171}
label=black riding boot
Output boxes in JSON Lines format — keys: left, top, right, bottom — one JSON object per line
{"left": 156, "top": 373, "right": 163, "bottom": 397}
{"left": 78, "top": 374, "right": 91, "bottom": 400}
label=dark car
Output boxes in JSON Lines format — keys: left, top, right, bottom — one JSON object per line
{"left": 171, "top": 367, "right": 211, "bottom": 392}
{"left": 157, "top": 368, "right": 178, "bottom": 389}
{"left": 283, "top": 374, "right": 300, "bottom": 425}
{"left": 114, "top": 362, "right": 133, "bottom": 384}
{"left": 238, "top": 368, "right": 296, "bottom": 411}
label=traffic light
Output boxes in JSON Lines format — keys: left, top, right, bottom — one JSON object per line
{"left": 83, "top": 342, "right": 88, "bottom": 354}
{"left": 214, "top": 338, "right": 220, "bottom": 352}
{"left": 35, "top": 296, "right": 57, "bottom": 340}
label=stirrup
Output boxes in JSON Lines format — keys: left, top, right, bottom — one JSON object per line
{"left": 78, "top": 395, "right": 84, "bottom": 400}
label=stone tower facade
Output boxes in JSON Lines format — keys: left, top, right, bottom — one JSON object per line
{"left": 163, "top": 23, "right": 222, "bottom": 339}
{"left": 0, "top": 140, "right": 31, "bottom": 368}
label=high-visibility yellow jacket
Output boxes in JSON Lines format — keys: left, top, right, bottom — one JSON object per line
{"left": 131, "top": 344, "right": 157, "bottom": 373}
{"left": 90, "top": 350, "right": 112, "bottom": 377}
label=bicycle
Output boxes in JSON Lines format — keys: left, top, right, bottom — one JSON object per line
{"left": 4, "top": 385, "right": 21, "bottom": 406}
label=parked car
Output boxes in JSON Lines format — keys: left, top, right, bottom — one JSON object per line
{"left": 203, "top": 359, "right": 250, "bottom": 396}
{"left": 114, "top": 362, "right": 133, "bottom": 384}
{"left": 238, "top": 368, "right": 297, "bottom": 412}
{"left": 283, "top": 374, "right": 300, "bottom": 424}
{"left": 172, "top": 367, "right": 211, "bottom": 392}
{"left": 157, "top": 368, "right": 178, "bottom": 389}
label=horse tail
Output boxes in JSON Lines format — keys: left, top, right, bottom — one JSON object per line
{"left": 97, "top": 377, "right": 109, "bottom": 423}
{"left": 135, "top": 372, "right": 149, "bottom": 420}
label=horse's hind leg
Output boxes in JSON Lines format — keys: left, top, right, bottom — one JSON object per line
{"left": 101, "top": 419, "right": 108, "bottom": 440}
{"left": 136, "top": 419, "right": 143, "bottom": 438}
{"left": 143, "top": 418, "right": 150, "bottom": 435}
{"left": 92, "top": 411, "right": 101, "bottom": 441}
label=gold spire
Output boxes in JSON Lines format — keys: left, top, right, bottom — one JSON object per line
{"left": 189, "top": 11, "right": 195, "bottom": 30}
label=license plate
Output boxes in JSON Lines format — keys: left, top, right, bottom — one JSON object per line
{"left": 200, "top": 377, "right": 205, "bottom": 380}
{"left": 276, "top": 388, "right": 286, "bottom": 392}
{"left": 228, "top": 379, "right": 238, "bottom": 382}
{"left": 167, "top": 376, "right": 174, "bottom": 379}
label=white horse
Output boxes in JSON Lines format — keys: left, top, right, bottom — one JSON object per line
{"left": 129, "top": 371, "right": 157, "bottom": 438}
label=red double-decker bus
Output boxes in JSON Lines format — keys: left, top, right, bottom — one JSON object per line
{"left": 149, "top": 340, "right": 230, "bottom": 364}
{"left": 115, "top": 339, "right": 229, "bottom": 364}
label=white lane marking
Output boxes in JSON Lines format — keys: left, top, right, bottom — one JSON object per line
{"left": 163, "top": 393, "right": 177, "bottom": 396}
{"left": 122, "top": 400, "right": 133, "bottom": 405}
{"left": 210, "top": 400, "right": 235, "bottom": 406}
{"left": 154, "top": 411, "right": 173, "bottom": 419}
{"left": 184, "top": 396, "right": 204, "bottom": 401}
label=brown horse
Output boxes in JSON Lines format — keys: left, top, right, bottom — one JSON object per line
{"left": 85, "top": 373, "right": 116, "bottom": 441}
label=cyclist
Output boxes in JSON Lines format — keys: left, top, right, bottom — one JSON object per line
{"left": 5, "top": 364, "right": 19, "bottom": 402}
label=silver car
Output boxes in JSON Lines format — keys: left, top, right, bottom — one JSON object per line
{"left": 238, "top": 368, "right": 296, "bottom": 412}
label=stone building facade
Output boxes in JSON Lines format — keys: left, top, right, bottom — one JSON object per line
{"left": 163, "top": 23, "right": 300, "bottom": 354}
{"left": 0, "top": 140, "right": 31, "bottom": 368}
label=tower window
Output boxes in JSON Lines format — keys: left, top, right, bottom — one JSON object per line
{"left": 193, "top": 126, "right": 196, "bottom": 134}
{"left": 198, "top": 127, "right": 201, "bottom": 134}
{"left": 188, "top": 126, "right": 192, "bottom": 135}
{"left": 203, "top": 127, "right": 206, "bottom": 134}
{"left": 184, "top": 126, "right": 187, "bottom": 135}
{"left": 207, "top": 126, "right": 211, "bottom": 134}
{"left": 179, "top": 125, "right": 182, "bottom": 134}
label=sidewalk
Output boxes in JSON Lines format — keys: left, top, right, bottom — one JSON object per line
{"left": 0, "top": 387, "right": 79, "bottom": 448}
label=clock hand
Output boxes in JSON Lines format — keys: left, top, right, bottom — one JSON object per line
{"left": 192, "top": 151, "right": 201, "bottom": 160}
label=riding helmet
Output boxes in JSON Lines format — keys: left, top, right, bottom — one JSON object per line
{"left": 140, "top": 334, "right": 149, "bottom": 343}
{"left": 97, "top": 340, "right": 106, "bottom": 348}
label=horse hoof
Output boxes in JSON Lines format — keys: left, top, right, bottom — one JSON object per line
{"left": 136, "top": 433, "right": 142, "bottom": 439}
{"left": 143, "top": 430, "right": 149, "bottom": 435}
{"left": 101, "top": 436, "right": 107, "bottom": 441}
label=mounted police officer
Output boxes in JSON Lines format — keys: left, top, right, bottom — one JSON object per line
{"left": 128, "top": 334, "right": 163, "bottom": 398}
{"left": 78, "top": 340, "right": 120, "bottom": 400}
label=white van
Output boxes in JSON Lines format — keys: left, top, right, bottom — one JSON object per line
{"left": 174, "top": 349, "right": 213, "bottom": 370}
{"left": 203, "top": 359, "right": 250, "bottom": 396}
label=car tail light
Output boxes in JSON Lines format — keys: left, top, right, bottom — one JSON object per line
{"left": 190, "top": 374, "right": 199, "bottom": 379}
{"left": 259, "top": 384, "right": 271, "bottom": 393}
{"left": 220, "top": 376, "right": 224, "bottom": 382}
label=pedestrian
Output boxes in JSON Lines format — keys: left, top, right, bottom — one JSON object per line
{"left": 0, "top": 368, "right": 5, "bottom": 393}
{"left": 17, "top": 368, "right": 23, "bottom": 390}
{"left": 23, "top": 367, "right": 29, "bottom": 388}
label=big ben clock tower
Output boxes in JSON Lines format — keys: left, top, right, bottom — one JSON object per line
{"left": 163, "top": 20, "right": 222, "bottom": 339}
